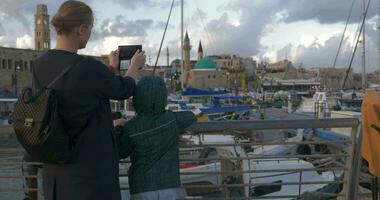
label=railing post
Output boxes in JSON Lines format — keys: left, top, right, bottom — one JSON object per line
{"left": 348, "top": 124, "right": 363, "bottom": 200}
{"left": 343, "top": 124, "right": 360, "bottom": 200}
{"left": 298, "top": 170, "right": 303, "bottom": 197}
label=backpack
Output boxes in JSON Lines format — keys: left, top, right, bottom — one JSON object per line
{"left": 13, "top": 58, "right": 83, "bottom": 164}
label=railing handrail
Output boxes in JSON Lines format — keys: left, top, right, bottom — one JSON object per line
{"left": 0, "top": 118, "right": 365, "bottom": 200}
{"left": 0, "top": 118, "right": 359, "bottom": 134}
{"left": 186, "top": 118, "right": 359, "bottom": 132}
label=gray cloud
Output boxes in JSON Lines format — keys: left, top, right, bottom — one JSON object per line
{"left": 276, "top": 44, "right": 293, "bottom": 61}
{"left": 280, "top": 0, "right": 377, "bottom": 24}
{"left": 0, "top": 0, "right": 64, "bottom": 32}
{"left": 200, "top": 1, "right": 282, "bottom": 56}
{"left": 289, "top": 22, "right": 379, "bottom": 72}
{"left": 110, "top": 0, "right": 179, "bottom": 10}
{"left": 0, "top": 0, "right": 379, "bottom": 70}
{"left": 200, "top": 0, "right": 379, "bottom": 64}
{"left": 294, "top": 35, "right": 355, "bottom": 68}
{"left": 99, "top": 16, "right": 153, "bottom": 37}
{"left": 90, "top": 15, "right": 169, "bottom": 42}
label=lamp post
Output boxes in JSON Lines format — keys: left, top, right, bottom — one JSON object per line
{"left": 226, "top": 72, "right": 230, "bottom": 91}
{"left": 12, "top": 61, "right": 20, "bottom": 97}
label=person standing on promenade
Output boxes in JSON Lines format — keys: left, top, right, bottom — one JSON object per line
{"left": 30, "top": 1, "right": 145, "bottom": 199}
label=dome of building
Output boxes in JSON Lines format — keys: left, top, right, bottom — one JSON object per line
{"left": 171, "top": 59, "right": 181, "bottom": 66}
{"left": 194, "top": 57, "right": 217, "bottom": 70}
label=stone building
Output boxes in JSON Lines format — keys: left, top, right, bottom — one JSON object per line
{"left": 0, "top": 47, "right": 42, "bottom": 96}
{"left": 209, "top": 54, "right": 241, "bottom": 70}
{"left": 310, "top": 68, "right": 355, "bottom": 89}
{"left": 186, "top": 57, "right": 227, "bottom": 90}
{"left": 367, "top": 70, "right": 380, "bottom": 86}
{"left": 208, "top": 55, "right": 256, "bottom": 90}
{"left": 265, "top": 59, "right": 301, "bottom": 80}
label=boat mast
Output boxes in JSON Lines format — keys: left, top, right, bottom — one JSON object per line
{"left": 362, "top": 0, "right": 366, "bottom": 89}
{"left": 181, "top": 0, "right": 184, "bottom": 90}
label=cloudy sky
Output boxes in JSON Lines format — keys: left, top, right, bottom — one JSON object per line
{"left": 0, "top": 0, "right": 379, "bottom": 72}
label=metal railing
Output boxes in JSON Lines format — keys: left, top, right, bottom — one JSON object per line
{"left": 0, "top": 118, "right": 372, "bottom": 200}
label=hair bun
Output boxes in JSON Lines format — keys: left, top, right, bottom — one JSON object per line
{"left": 51, "top": 14, "right": 65, "bottom": 29}
{"left": 51, "top": 1, "right": 93, "bottom": 35}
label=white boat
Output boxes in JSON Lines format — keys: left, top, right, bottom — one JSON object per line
{"left": 296, "top": 92, "right": 330, "bottom": 114}
{"left": 178, "top": 135, "right": 342, "bottom": 199}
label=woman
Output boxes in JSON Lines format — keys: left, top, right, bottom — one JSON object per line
{"left": 32, "top": 1, "right": 145, "bottom": 199}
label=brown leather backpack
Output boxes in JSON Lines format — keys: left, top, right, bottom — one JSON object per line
{"left": 13, "top": 58, "right": 83, "bottom": 163}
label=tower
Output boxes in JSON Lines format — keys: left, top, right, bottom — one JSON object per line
{"left": 183, "top": 31, "right": 191, "bottom": 72}
{"left": 166, "top": 46, "right": 170, "bottom": 67}
{"left": 198, "top": 41, "right": 203, "bottom": 60}
{"left": 35, "top": 4, "right": 50, "bottom": 51}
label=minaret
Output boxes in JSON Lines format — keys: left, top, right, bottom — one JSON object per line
{"left": 166, "top": 46, "right": 170, "bottom": 67}
{"left": 198, "top": 41, "right": 203, "bottom": 60}
{"left": 183, "top": 31, "right": 191, "bottom": 73}
{"left": 35, "top": 4, "right": 50, "bottom": 51}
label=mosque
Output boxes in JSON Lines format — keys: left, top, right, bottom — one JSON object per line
{"left": 181, "top": 32, "right": 228, "bottom": 90}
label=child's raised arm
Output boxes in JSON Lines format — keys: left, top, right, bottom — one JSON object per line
{"left": 173, "top": 111, "right": 197, "bottom": 133}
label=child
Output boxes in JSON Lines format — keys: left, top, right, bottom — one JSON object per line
{"left": 115, "top": 75, "right": 196, "bottom": 200}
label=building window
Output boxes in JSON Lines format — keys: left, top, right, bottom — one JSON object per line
{"left": 213, "top": 75, "right": 216, "bottom": 79}
{"left": 30, "top": 61, "right": 34, "bottom": 72}
{"left": 208, "top": 75, "right": 211, "bottom": 79}
{"left": 24, "top": 61, "right": 28, "bottom": 71}
{"left": 2, "top": 59, "right": 5, "bottom": 69}
{"left": 38, "top": 42, "right": 40, "bottom": 50}
{"left": 8, "top": 59, "right": 12, "bottom": 70}
{"left": 19, "top": 60, "right": 23, "bottom": 71}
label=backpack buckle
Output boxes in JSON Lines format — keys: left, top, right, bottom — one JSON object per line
{"left": 24, "top": 118, "right": 34, "bottom": 127}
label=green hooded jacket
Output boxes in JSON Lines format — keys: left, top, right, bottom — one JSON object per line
{"left": 115, "top": 76, "right": 196, "bottom": 194}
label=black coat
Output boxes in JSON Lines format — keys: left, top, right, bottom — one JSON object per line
{"left": 32, "top": 49, "right": 135, "bottom": 200}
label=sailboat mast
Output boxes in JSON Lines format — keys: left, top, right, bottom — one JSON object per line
{"left": 181, "top": 0, "right": 184, "bottom": 90}
{"left": 362, "top": 0, "right": 366, "bottom": 89}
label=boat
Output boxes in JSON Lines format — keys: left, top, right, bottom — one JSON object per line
{"left": 296, "top": 92, "right": 330, "bottom": 115}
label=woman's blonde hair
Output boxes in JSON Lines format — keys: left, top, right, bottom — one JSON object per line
{"left": 51, "top": 0, "right": 93, "bottom": 35}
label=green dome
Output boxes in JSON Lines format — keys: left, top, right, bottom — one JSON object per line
{"left": 194, "top": 57, "right": 217, "bottom": 70}
{"left": 171, "top": 59, "right": 181, "bottom": 66}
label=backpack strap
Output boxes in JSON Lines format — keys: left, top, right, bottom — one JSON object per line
{"left": 46, "top": 57, "right": 85, "bottom": 89}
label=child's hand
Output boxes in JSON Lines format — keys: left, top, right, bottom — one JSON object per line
{"left": 113, "top": 119, "right": 127, "bottom": 127}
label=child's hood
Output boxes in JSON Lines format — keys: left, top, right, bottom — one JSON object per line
{"left": 133, "top": 75, "right": 168, "bottom": 116}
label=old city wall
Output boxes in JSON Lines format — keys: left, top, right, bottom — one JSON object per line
{"left": 0, "top": 47, "right": 43, "bottom": 94}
